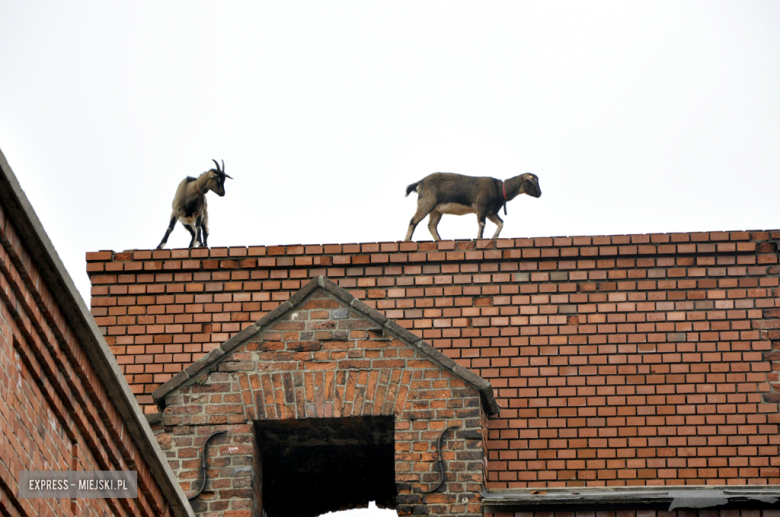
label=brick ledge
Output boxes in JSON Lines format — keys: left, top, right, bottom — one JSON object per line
{"left": 482, "top": 485, "right": 780, "bottom": 510}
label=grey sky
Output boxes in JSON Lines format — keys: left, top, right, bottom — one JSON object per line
{"left": 1, "top": 3, "right": 779, "bottom": 512}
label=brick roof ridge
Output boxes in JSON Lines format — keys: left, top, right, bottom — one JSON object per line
{"left": 152, "top": 275, "right": 500, "bottom": 415}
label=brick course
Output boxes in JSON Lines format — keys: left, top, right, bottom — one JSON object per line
{"left": 88, "top": 231, "right": 780, "bottom": 489}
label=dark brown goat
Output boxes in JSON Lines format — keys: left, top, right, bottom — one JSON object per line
{"left": 156, "top": 160, "right": 232, "bottom": 249}
{"left": 404, "top": 172, "right": 541, "bottom": 241}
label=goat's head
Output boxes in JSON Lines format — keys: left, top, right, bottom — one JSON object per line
{"left": 205, "top": 159, "right": 233, "bottom": 197}
{"left": 518, "top": 173, "right": 542, "bottom": 198}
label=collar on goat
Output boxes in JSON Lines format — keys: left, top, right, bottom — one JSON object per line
{"left": 502, "top": 181, "right": 507, "bottom": 215}
{"left": 196, "top": 184, "right": 205, "bottom": 196}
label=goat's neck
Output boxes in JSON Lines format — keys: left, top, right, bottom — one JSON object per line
{"left": 193, "top": 173, "right": 211, "bottom": 196}
{"left": 503, "top": 175, "right": 526, "bottom": 201}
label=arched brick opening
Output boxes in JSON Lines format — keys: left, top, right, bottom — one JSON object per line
{"left": 257, "top": 416, "right": 396, "bottom": 517}
{"left": 154, "top": 277, "right": 498, "bottom": 516}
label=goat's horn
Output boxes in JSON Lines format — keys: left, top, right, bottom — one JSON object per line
{"left": 212, "top": 159, "right": 221, "bottom": 173}
{"left": 222, "top": 159, "right": 233, "bottom": 179}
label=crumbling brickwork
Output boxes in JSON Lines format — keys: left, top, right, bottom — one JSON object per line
{"left": 155, "top": 279, "right": 491, "bottom": 516}
{"left": 88, "top": 231, "right": 780, "bottom": 489}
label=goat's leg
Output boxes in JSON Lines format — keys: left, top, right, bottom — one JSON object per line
{"left": 156, "top": 216, "right": 177, "bottom": 250}
{"left": 404, "top": 223, "right": 416, "bottom": 242}
{"left": 184, "top": 223, "right": 198, "bottom": 248}
{"left": 475, "top": 210, "right": 488, "bottom": 239}
{"left": 427, "top": 211, "right": 443, "bottom": 242}
{"left": 194, "top": 215, "right": 204, "bottom": 247}
{"left": 405, "top": 198, "right": 436, "bottom": 241}
{"left": 487, "top": 213, "right": 504, "bottom": 240}
{"left": 201, "top": 213, "right": 210, "bottom": 248}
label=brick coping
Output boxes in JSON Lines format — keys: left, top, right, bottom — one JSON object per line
{"left": 87, "top": 230, "right": 774, "bottom": 263}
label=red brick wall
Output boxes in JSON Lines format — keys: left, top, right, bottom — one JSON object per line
{"left": 88, "top": 230, "right": 780, "bottom": 487}
{"left": 157, "top": 287, "right": 487, "bottom": 516}
{"left": 0, "top": 198, "right": 174, "bottom": 516}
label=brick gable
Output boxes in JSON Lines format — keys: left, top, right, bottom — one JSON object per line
{"left": 155, "top": 277, "right": 493, "bottom": 516}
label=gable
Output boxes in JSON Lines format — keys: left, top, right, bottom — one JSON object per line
{"left": 154, "top": 276, "right": 492, "bottom": 516}
{"left": 153, "top": 276, "right": 498, "bottom": 417}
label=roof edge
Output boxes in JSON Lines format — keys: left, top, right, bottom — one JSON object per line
{"left": 0, "top": 149, "right": 195, "bottom": 517}
{"left": 85, "top": 229, "right": 780, "bottom": 263}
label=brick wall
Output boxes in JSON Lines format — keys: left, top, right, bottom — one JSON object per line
{"left": 0, "top": 151, "right": 191, "bottom": 517}
{"left": 0, "top": 202, "right": 179, "bottom": 516}
{"left": 88, "top": 230, "right": 780, "bottom": 488}
{"left": 155, "top": 280, "right": 489, "bottom": 516}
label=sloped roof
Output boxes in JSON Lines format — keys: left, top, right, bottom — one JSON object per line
{"left": 153, "top": 275, "right": 499, "bottom": 415}
{"left": 0, "top": 149, "right": 195, "bottom": 517}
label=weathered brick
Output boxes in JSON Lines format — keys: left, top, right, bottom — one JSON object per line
{"left": 2, "top": 178, "right": 176, "bottom": 516}
{"left": 89, "top": 229, "right": 780, "bottom": 500}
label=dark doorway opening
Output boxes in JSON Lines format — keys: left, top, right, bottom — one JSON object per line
{"left": 257, "top": 415, "right": 396, "bottom": 517}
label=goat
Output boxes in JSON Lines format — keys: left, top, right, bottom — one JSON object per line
{"left": 404, "top": 172, "right": 541, "bottom": 241}
{"left": 156, "top": 160, "right": 233, "bottom": 249}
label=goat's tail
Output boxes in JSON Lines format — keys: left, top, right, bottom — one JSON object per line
{"left": 405, "top": 182, "right": 419, "bottom": 197}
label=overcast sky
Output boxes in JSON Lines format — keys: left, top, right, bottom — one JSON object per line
{"left": 1, "top": 3, "right": 779, "bottom": 513}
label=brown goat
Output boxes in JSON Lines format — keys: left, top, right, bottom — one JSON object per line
{"left": 404, "top": 172, "right": 541, "bottom": 241}
{"left": 156, "top": 160, "right": 233, "bottom": 249}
